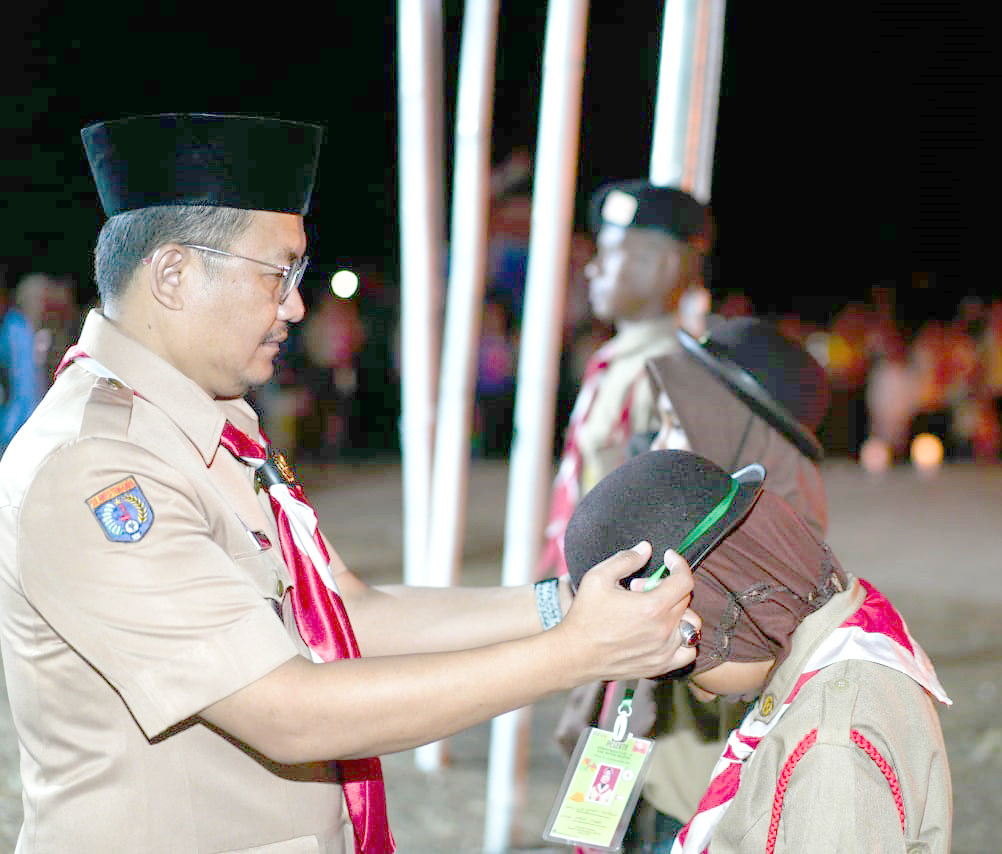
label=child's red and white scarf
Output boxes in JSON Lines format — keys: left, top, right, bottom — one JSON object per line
{"left": 671, "top": 579, "right": 951, "bottom": 854}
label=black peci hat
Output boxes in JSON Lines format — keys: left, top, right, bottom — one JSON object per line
{"left": 81, "top": 113, "right": 324, "bottom": 217}
{"left": 677, "top": 317, "right": 830, "bottom": 462}
{"left": 564, "top": 449, "right": 765, "bottom": 593}
{"left": 587, "top": 180, "right": 707, "bottom": 244}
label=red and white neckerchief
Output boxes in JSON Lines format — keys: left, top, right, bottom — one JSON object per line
{"left": 671, "top": 579, "right": 951, "bottom": 854}
{"left": 56, "top": 345, "right": 395, "bottom": 853}
{"left": 55, "top": 344, "right": 117, "bottom": 382}
{"left": 219, "top": 423, "right": 394, "bottom": 854}
{"left": 537, "top": 338, "right": 638, "bottom": 580}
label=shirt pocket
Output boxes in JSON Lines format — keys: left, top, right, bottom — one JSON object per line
{"left": 230, "top": 536, "right": 291, "bottom": 606}
{"left": 216, "top": 835, "right": 321, "bottom": 853}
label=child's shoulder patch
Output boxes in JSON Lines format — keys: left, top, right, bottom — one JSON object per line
{"left": 85, "top": 476, "right": 155, "bottom": 542}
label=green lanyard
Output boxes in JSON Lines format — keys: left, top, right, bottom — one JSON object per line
{"left": 643, "top": 478, "right": 740, "bottom": 591}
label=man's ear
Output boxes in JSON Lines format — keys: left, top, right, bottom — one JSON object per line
{"left": 146, "top": 244, "right": 187, "bottom": 310}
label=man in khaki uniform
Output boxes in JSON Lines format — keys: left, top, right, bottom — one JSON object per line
{"left": 0, "top": 114, "right": 703, "bottom": 853}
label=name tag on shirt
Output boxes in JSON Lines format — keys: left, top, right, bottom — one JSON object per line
{"left": 248, "top": 529, "right": 272, "bottom": 550}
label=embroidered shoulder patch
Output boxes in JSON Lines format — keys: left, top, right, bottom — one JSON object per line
{"left": 86, "top": 476, "right": 155, "bottom": 542}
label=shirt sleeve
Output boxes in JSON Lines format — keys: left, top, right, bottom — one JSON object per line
{"left": 772, "top": 671, "right": 952, "bottom": 853}
{"left": 775, "top": 737, "right": 910, "bottom": 852}
{"left": 17, "top": 435, "right": 299, "bottom": 739}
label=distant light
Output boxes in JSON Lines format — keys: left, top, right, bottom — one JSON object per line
{"left": 860, "top": 436, "right": 891, "bottom": 474}
{"left": 826, "top": 333, "right": 855, "bottom": 373}
{"left": 910, "top": 433, "right": 944, "bottom": 474}
{"left": 805, "top": 332, "right": 830, "bottom": 368}
{"left": 330, "top": 270, "right": 359, "bottom": 299}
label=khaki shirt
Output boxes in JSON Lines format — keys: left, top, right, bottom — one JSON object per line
{"left": 0, "top": 311, "right": 353, "bottom": 853}
{"left": 656, "top": 579, "right": 953, "bottom": 853}
{"left": 576, "top": 316, "right": 679, "bottom": 493}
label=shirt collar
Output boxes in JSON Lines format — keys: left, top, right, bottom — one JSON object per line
{"left": 607, "top": 315, "right": 679, "bottom": 357}
{"left": 748, "top": 576, "right": 865, "bottom": 725}
{"left": 73, "top": 309, "right": 253, "bottom": 465}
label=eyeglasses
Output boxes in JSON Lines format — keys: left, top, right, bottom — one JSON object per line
{"left": 182, "top": 244, "right": 310, "bottom": 304}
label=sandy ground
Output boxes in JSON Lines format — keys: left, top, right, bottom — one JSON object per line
{"left": 1, "top": 458, "right": 999, "bottom": 852}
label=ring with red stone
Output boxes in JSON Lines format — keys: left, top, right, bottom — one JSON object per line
{"left": 679, "top": 620, "right": 701, "bottom": 648}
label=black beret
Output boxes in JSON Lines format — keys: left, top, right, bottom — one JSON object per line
{"left": 587, "top": 180, "right": 706, "bottom": 243}
{"left": 564, "top": 449, "right": 764, "bottom": 592}
{"left": 678, "top": 318, "right": 831, "bottom": 462}
{"left": 81, "top": 113, "right": 324, "bottom": 217}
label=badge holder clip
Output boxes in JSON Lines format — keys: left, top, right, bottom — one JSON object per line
{"left": 542, "top": 683, "right": 654, "bottom": 852}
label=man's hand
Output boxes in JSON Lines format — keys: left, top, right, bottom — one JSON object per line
{"left": 557, "top": 543, "right": 699, "bottom": 683}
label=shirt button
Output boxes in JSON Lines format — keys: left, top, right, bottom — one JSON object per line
{"left": 276, "top": 579, "right": 285, "bottom": 598}
{"left": 834, "top": 678, "right": 849, "bottom": 690}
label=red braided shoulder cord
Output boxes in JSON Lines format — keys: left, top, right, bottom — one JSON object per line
{"left": 766, "top": 729, "right": 817, "bottom": 854}
{"left": 764, "top": 729, "right": 905, "bottom": 854}
{"left": 850, "top": 729, "right": 906, "bottom": 832}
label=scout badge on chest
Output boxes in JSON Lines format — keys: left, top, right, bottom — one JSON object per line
{"left": 255, "top": 449, "right": 298, "bottom": 492}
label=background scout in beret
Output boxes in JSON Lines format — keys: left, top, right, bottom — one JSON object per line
{"left": 565, "top": 449, "right": 953, "bottom": 854}
{"left": 0, "top": 114, "right": 701, "bottom": 853}
{"left": 539, "top": 180, "right": 711, "bottom": 582}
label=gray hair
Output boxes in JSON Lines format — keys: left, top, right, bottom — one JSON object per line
{"left": 93, "top": 205, "right": 252, "bottom": 305}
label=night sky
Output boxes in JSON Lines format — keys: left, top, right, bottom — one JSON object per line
{"left": 2, "top": 2, "right": 996, "bottom": 328}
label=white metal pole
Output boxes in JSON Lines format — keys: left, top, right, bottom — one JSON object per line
{"left": 417, "top": 0, "right": 501, "bottom": 773}
{"left": 396, "top": 3, "right": 444, "bottom": 587}
{"left": 693, "top": 0, "right": 726, "bottom": 203}
{"left": 482, "top": 0, "right": 590, "bottom": 850}
{"left": 649, "top": 0, "right": 725, "bottom": 201}
{"left": 649, "top": 0, "right": 697, "bottom": 189}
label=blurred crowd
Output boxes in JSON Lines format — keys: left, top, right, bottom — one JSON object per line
{"left": 3, "top": 245, "right": 1001, "bottom": 471}
{"left": 0, "top": 269, "right": 80, "bottom": 453}
{"left": 773, "top": 285, "right": 1002, "bottom": 467}
{"left": 247, "top": 264, "right": 1002, "bottom": 471}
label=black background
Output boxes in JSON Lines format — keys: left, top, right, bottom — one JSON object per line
{"left": 2, "top": 2, "right": 997, "bottom": 328}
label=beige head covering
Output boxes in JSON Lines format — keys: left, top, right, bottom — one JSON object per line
{"left": 646, "top": 349, "right": 828, "bottom": 539}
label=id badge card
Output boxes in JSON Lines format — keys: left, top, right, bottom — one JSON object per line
{"left": 542, "top": 726, "right": 655, "bottom": 852}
